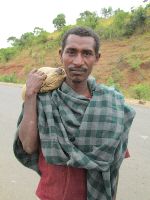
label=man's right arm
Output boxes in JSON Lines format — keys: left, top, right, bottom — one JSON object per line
{"left": 18, "top": 69, "right": 47, "bottom": 154}
{"left": 19, "top": 94, "right": 39, "bottom": 154}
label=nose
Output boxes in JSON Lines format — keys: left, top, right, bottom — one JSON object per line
{"left": 72, "top": 53, "right": 84, "bottom": 66}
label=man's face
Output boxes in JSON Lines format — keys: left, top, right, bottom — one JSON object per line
{"left": 60, "top": 34, "right": 100, "bottom": 84}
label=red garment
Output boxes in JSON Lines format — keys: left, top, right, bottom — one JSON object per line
{"left": 36, "top": 151, "right": 87, "bottom": 200}
{"left": 36, "top": 148, "right": 130, "bottom": 200}
{"left": 125, "top": 149, "right": 130, "bottom": 158}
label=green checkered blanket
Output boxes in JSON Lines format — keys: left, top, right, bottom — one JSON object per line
{"left": 13, "top": 77, "right": 135, "bottom": 200}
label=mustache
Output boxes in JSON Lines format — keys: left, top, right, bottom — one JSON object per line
{"left": 68, "top": 66, "right": 87, "bottom": 72}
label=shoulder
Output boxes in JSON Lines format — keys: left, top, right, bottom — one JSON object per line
{"left": 97, "top": 84, "right": 124, "bottom": 100}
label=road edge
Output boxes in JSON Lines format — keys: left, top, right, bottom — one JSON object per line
{"left": 1, "top": 82, "right": 150, "bottom": 108}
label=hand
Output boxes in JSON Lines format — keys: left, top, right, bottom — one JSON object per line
{"left": 25, "top": 68, "right": 47, "bottom": 98}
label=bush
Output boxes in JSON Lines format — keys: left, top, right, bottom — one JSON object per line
{"left": 128, "top": 57, "right": 142, "bottom": 70}
{"left": 130, "top": 83, "right": 150, "bottom": 100}
{"left": 0, "top": 47, "right": 17, "bottom": 62}
{"left": 0, "top": 73, "right": 18, "bottom": 83}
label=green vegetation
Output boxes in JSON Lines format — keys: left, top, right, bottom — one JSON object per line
{"left": 127, "top": 56, "right": 142, "bottom": 70}
{"left": 0, "top": 47, "right": 18, "bottom": 62}
{"left": 130, "top": 83, "right": 150, "bottom": 100}
{"left": 53, "top": 14, "right": 66, "bottom": 30}
{"left": 3, "top": 3, "right": 150, "bottom": 51}
{"left": 106, "top": 68, "right": 122, "bottom": 90}
{"left": 76, "top": 11, "right": 99, "bottom": 29}
{"left": 0, "top": 73, "right": 18, "bottom": 83}
{"left": 0, "top": 3, "right": 150, "bottom": 101}
{"left": 107, "top": 77, "right": 121, "bottom": 91}
{"left": 6, "top": 27, "right": 49, "bottom": 49}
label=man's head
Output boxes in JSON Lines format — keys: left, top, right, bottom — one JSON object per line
{"left": 61, "top": 26, "right": 100, "bottom": 55}
{"left": 59, "top": 26, "right": 101, "bottom": 85}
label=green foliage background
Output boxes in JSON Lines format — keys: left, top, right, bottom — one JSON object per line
{"left": 0, "top": 3, "right": 150, "bottom": 101}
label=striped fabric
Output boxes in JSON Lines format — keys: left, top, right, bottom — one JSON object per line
{"left": 13, "top": 77, "right": 135, "bottom": 200}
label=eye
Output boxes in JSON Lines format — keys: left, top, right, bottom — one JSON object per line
{"left": 66, "top": 49, "right": 76, "bottom": 56}
{"left": 82, "top": 50, "right": 93, "bottom": 57}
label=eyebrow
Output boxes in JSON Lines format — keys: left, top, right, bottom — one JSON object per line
{"left": 66, "top": 48, "right": 76, "bottom": 51}
{"left": 65, "top": 47, "right": 94, "bottom": 52}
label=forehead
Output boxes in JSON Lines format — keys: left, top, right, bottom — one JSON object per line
{"left": 65, "top": 34, "right": 95, "bottom": 51}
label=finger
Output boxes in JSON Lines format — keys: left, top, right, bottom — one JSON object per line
{"left": 37, "top": 70, "right": 46, "bottom": 75}
{"left": 37, "top": 73, "right": 47, "bottom": 81}
{"left": 30, "top": 68, "right": 38, "bottom": 74}
{"left": 41, "top": 74, "right": 47, "bottom": 80}
{"left": 36, "top": 73, "right": 47, "bottom": 80}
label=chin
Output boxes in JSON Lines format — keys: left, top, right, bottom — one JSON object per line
{"left": 71, "top": 76, "right": 87, "bottom": 83}
{"left": 72, "top": 79, "right": 83, "bottom": 83}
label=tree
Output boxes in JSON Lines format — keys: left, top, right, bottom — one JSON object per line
{"left": 33, "top": 27, "right": 49, "bottom": 44}
{"left": 101, "top": 6, "right": 113, "bottom": 18}
{"left": 7, "top": 36, "right": 17, "bottom": 46}
{"left": 33, "top": 27, "right": 45, "bottom": 36}
{"left": 53, "top": 14, "right": 66, "bottom": 30}
{"left": 76, "top": 10, "right": 99, "bottom": 29}
{"left": 8, "top": 32, "right": 35, "bottom": 48}
{"left": 7, "top": 36, "right": 22, "bottom": 47}
{"left": 124, "top": 6, "right": 147, "bottom": 36}
{"left": 0, "top": 47, "right": 17, "bottom": 62}
{"left": 133, "top": 6, "right": 147, "bottom": 27}
{"left": 19, "top": 32, "right": 35, "bottom": 47}
{"left": 113, "top": 10, "right": 129, "bottom": 36}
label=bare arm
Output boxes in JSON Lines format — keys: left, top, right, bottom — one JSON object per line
{"left": 18, "top": 69, "right": 47, "bottom": 154}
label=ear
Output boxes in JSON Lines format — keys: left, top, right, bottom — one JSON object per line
{"left": 59, "top": 49, "right": 63, "bottom": 63}
{"left": 95, "top": 52, "right": 101, "bottom": 63}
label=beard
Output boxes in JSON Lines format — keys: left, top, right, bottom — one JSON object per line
{"left": 72, "top": 78, "right": 83, "bottom": 83}
{"left": 65, "top": 65, "right": 90, "bottom": 84}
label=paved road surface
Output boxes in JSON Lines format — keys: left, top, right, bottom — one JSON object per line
{"left": 0, "top": 84, "right": 150, "bottom": 200}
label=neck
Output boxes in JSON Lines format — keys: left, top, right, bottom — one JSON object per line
{"left": 65, "top": 78, "right": 91, "bottom": 97}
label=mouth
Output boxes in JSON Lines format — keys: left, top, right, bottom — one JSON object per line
{"left": 70, "top": 70, "right": 85, "bottom": 76}
{"left": 69, "top": 68, "right": 87, "bottom": 73}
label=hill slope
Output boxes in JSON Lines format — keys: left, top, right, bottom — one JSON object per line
{"left": 0, "top": 33, "right": 150, "bottom": 100}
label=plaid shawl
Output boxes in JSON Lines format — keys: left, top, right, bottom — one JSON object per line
{"left": 13, "top": 77, "right": 135, "bottom": 200}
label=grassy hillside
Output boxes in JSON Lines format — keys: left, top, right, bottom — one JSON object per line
{"left": 0, "top": 32, "right": 150, "bottom": 100}
{"left": 0, "top": 4, "right": 150, "bottom": 100}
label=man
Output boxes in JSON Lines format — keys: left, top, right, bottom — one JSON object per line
{"left": 13, "top": 26, "right": 135, "bottom": 200}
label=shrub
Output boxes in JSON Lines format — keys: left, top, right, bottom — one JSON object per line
{"left": 0, "top": 73, "right": 18, "bottom": 83}
{"left": 127, "top": 57, "right": 142, "bottom": 70}
{"left": 130, "top": 83, "right": 150, "bottom": 100}
{"left": 0, "top": 47, "right": 17, "bottom": 62}
{"left": 106, "top": 76, "right": 121, "bottom": 90}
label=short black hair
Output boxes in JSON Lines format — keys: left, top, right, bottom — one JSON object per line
{"left": 61, "top": 26, "right": 100, "bottom": 55}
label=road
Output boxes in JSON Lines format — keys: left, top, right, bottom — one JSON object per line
{"left": 0, "top": 84, "right": 150, "bottom": 200}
